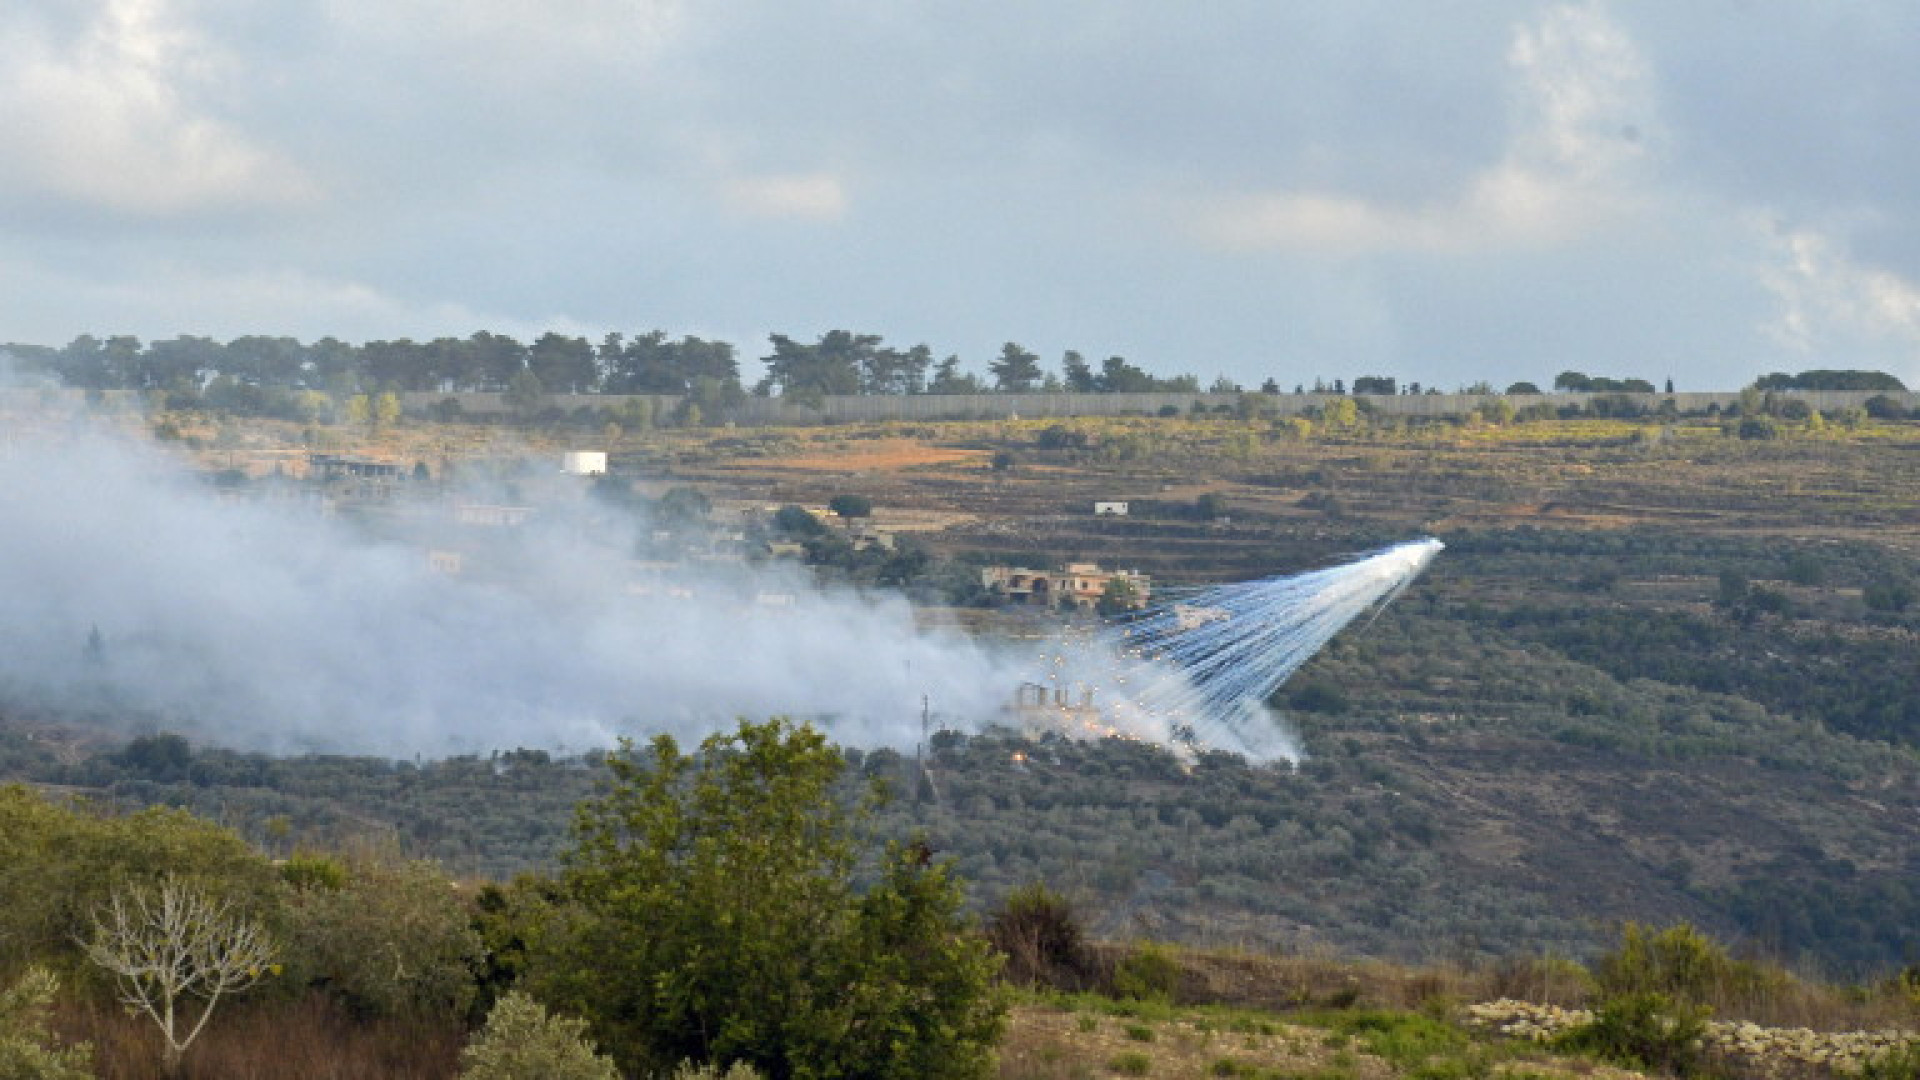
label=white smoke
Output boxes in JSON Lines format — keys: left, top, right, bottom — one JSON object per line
{"left": 0, "top": 426, "right": 1015, "bottom": 756}
{"left": 0, "top": 422, "right": 1415, "bottom": 764}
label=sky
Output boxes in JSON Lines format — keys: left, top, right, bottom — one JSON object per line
{"left": 3, "top": 0, "right": 1918, "bottom": 392}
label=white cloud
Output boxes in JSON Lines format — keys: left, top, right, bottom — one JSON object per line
{"left": 719, "top": 171, "right": 849, "bottom": 222}
{"left": 1757, "top": 221, "right": 1920, "bottom": 371}
{"left": 0, "top": 253, "right": 581, "bottom": 345}
{"left": 0, "top": 0, "right": 316, "bottom": 215}
{"left": 1187, "top": 1, "right": 1655, "bottom": 256}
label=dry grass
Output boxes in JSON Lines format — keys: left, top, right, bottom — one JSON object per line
{"left": 53, "top": 992, "right": 464, "bottom": 1080}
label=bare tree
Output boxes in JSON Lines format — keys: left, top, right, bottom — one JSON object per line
{"left": 82, "top": 877, "right": 276, "bottom": 1077}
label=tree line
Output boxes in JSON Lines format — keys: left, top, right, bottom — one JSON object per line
{"left": 19, "top": 333, "right": 1899, "bottom": 416}
{"left": 0, "top": 331, "right": 1214, "bottom": 408}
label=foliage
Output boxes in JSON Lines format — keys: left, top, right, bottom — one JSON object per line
{"left": 1111, "top": 943, "right": 1181, "bottom": 1004}
{"left": 988, "top": 883, "right": 1092, "bottom": 989}
{"left": 1593, "top": 923, "right": 1774, "bottom": 1010}
{"left": 279, "top": 852, "right": 348, "bottom": 891}
{"left": 536, "top": 718, "right": 1004, "bottom": 1079}
{"left": 772, "top": 504, "right": 827, "bottom": 537}
{"left": 458, "top": 991, "right": 618, "bottom": 1080}
{"left": 0, "top": 786, "right": 279, "bottom": 973}
{"left": 1552, "top": 992, "right": 1710, "bottom": 1075}
{"left": 663, "top": 1063, "right": 769, "bottom": 1080}
{"left": 0, "top": 967, "right": 94, "bottom": 1080}
{"left": 1098, "top": 576, "right": 1143, "bottom": 617}
{"left": 828, "top": 493, "right": 874, "bottom": 519}
{"left": 281, "top": 855, "right": 482, "bottom": 1019}
{"left": 1754, "top": 369, "right": 1907, "bottom": 393}
{"left": 1856, "top": 1043, "right": 1920, "bottom": 1080}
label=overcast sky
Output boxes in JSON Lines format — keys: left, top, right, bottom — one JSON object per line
{"left": 3, "top": 0, "right": 1917, "bottom": 391}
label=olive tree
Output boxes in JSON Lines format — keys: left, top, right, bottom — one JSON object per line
{"left": 82, "top": 876, "right": 276, "bottom": 1076}
{"left": 536, "top": 718, "right": 1003, "bottom": 1079}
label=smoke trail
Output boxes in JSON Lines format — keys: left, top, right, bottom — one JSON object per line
{"left": 1024, "top": 541, "right": 1443, "bottom": 762}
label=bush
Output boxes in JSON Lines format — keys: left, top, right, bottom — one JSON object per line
{"left": 459, "top": 992, "right": 618, "bottom": 1080}
{"left": 772, "top": 504, "right": 826, "bottom": 536}
{"left": 1553, "top": 992, "right": 1709, "bottom": 1075}
{"left": 283, "top": 856, "right": 482, "bottom": 1019}
{"left": 827, "top": 494, "right": 873, "bottom": 519}
{"left": 1864, "top": 579, "right": 1916, "bottom": 613}
{"left": 1865, "top": 394, "right": 1908, "bottom": 420}
{"left": 0, "top": 967, "right": 94, "bottom": 1080}
{"left": 1592, "top": 923, "right": 1781, "bottom": 1014}
{"left": 987, "top": 883, "right": 1091, "bottom": 989}
{"left": 1111, "top": 942, "right": 1181, "bottom": 1004}
{"left": 1858, "top": 1043, "right": 1920, "bottom": 1080}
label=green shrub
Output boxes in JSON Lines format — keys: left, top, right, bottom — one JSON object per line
{"left": 1858, "top": 1044, "right": 1920, "bottom": 1080}
{"left": 280, "top": 852, "right": 349, "bottom": 891}
{"left": 0, "top": 966, "right": 94, "bottom": 1080}
{"left": 988, "top": 882, "right": 1091, "bottom": 989}
{"left": 1336, "top": 1010, "right": 1468, "bottom": 1069}
{"left": 1111, "top": 942, "right": 1181, "bottom": 1004}
{"left": 1552, "top": 991, "right": 1709, "bottom": 1076}
{"left": 1109, "top": 1050, "right": 1152, "bottom": 1075}
{"left": 1123, "top": 1024, "right": 1156, "bottom": 1043}
{"left": 460, "top": 991, "right": 618, "bottom": 1080}
{"left": 1594, "top": 922, "right": 1768, "bottom": 1008}
{"left": 283, "top": 855, "right": 482, "bottom": 1018}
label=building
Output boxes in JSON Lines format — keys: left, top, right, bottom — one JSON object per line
{"left": 980, "top": 561, "right": 1150, "bottom": 611}
{"left": 308, "top": 454, "right": 402, "bottom": 482}
{"left": 561, "top": 451, "right": 607, "bottom": 475}
{"left": 307, "top": 454, "right": 403, "bottom": 503}
{"left": 1008, "top": 682, "right": 1105, "bottom": 737}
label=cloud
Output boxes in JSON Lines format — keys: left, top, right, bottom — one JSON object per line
{"left": 719, "top": 171, "right": 850, "bottom": 222}
{"left": 1757, "top": 220, "right": 1920, "bottom": 372}
{"left": 0, "top": 253, "right": 589, "bottom": 346}
{"left": 1186, "top": 1, "right": 1655, "bottom": 256}
{"left": 0, "top": 0, "right": 316, "bottom": 215}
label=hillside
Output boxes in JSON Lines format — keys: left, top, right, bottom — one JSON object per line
{"left": 3, "top": 404, "right": 1918, "bottom": 979}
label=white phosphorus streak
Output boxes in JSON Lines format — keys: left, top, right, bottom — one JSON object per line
{"left": 1044, "top": 539, "right": 1443, "bottom": 762}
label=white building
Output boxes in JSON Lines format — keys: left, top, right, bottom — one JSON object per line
{"left": 561, "top": 451, "right": 608, "bottom": 476}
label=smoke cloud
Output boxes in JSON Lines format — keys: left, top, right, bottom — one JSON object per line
{"left": 1, "top": 421, "right": 1405, "bottom": 764}
{"left": 0, "top": 426, "right": 1018, "bottom": 756}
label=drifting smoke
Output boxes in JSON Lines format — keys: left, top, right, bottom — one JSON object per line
{"left": 1022, "top": 540, "right": 1444, "bottom": 763}
{"left": 0, "top": 427, "right": 1014, "bottom": 756}
{"left": 0, "top": 421, "right": 1436, "bottom": 763}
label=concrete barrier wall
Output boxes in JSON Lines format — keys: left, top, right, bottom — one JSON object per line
{"left": 400, "top": 389, "right": 1920, "bottom": 425}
